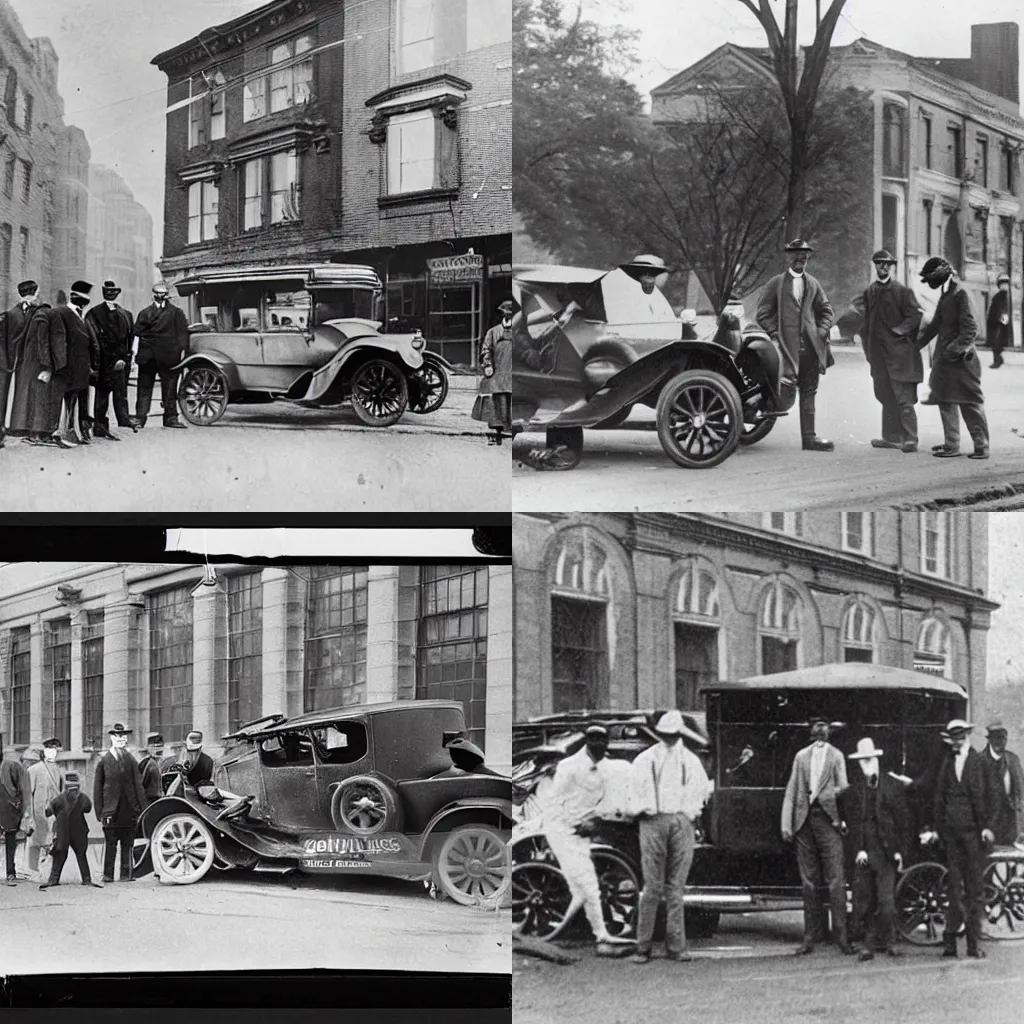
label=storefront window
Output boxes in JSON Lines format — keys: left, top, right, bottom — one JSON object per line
{"left": 428, "top": 283, "right": 481, "bottom": 344}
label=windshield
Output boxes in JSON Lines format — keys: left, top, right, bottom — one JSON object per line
{"left": 312, "top": 288, "right": 378, "bottom": 325}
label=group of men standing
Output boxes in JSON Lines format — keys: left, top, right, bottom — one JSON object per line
{"left": 0, "top": 278, "right": 191, "bottom": 449}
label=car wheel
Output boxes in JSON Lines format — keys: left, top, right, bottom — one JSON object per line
{"left": 739, "top": 407, "right": 777, "bottom": 446}
{"left": 432, "top": 825, "right": 511, "bottom": 908}
{"left": 331, "top": 775, "right": 402, "bottom": 836}
{"left": 895, "top": 861, "right": 949, "bottom": 945}
{"left": 132, "top": 836, "right": 153, "bottom": 879}
{"left": 592, "top": 405, "right": 633, "bottom": 430}
{"left": 513, "top": 860, "right": 574, "bottom": 939}
{"left": 655, "top": 370, "right": 743, "bottom": 469}
{"left": 178, "top": 365, "right": 229, "bottom": 426}
{"left": 408, "top": 361, "right": 449, "bottom": 414}
{"left": 150, "top": 813, "right": 216, "bottom": 885}
{"left": 349, "top": 359, "right": 409, "bottom": 426}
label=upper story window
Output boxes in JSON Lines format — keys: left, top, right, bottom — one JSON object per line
{"left": 189, "top": 72, "right": 227, "bottom": 148}
{"left": 387, "top": 110, "right": 437, "bottom": 194}
{"left": 920, "top": 114, "right": 933, "bottom": 169}
{"left": 187, "top": 180, "right": 219, "bottom": 244}
{"left": 398, "top": 0, "right": 512, "bottom": 75}
{"left": 244, "top": 33, "right": 314, "bottom": 123}
{"left": 241, "top": 150, "right": 301, "bottom": 231}
{"left": 1001, "top": 142, "right": 1017, "bottom": 194}
{"left": 13, "top": 84, "right": 31, "bottom": 131}
{"left": 919, "top": 511, "right": 949, "bottom": 578}
{"left": 210, "top": 72, "right": 227, "bottom": 140}
{"left": 947, "top": 124, "right": 963, "bottom": 178}
{"left": 19, "top": 159, "right": 31, "bottom": 203}
{"left": 975, "top": 135, "right": 989, "bottom": 187}
{"left": 882, "top": 102, "right": 906, "bottom": 177}
{"left": 841, "top": 511, "right": 873, "bottom": 555}
{"left": 763, "top": 511, "right": 803, "bottom": 537}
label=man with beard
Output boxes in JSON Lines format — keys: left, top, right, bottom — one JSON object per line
{"left": 9, "top": 297, "right": 67, "bottom": 447}
{"left": 0, "top": 746, "right": 33, "bottom": 885}
{"left": 916, "top": 257, "right": 989, "bottom": 459}
{"left": 86, "top": 280, "right": 136, "bottom": 439}
{"left": 132, "top": 281, "right": 189, "bottom": 429}
{"left": 93, "top": 723, "right": 147, "bottom": 883}
{"left": 848, "top": 250, "right": 924, "bottom": 453}
{"left": 980, "top": 720, "right": 1024, "bottom": 845}
{"left": 0, "top": 280, "right": 40, "bottom": 447}
{"left": 986, "top": 274, "right": 1013, "bottom": 368}
{"left": 53, "top": 281, "right": 101, "bottom": 447}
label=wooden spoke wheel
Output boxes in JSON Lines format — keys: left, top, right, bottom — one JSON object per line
{"left": 983, "top": 855, "right": 1024, "bottom": 940}
{"left": 178, "top": 365, "right": 229, "bottom": 426}
{"left": 513, "top": 861, "right": 574, "bottom": 940}
{"left": 895, "top": 861, "right": 949, "bottom": 945}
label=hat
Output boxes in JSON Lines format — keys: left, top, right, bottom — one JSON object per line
{"left": 102, "top": 279, "right": 122, "bottom": 297}
{"left": 41, "top": 738, "right": 62, "bottom": 749}
{"left": 621, "top": 254, "right": 670, "bottom": 274}
{"left": 808, "top": 714, "right": 831, "bottom": 726}
{"left": 871, "top": 249, "right": 896, "bottom": 264}
{"left": 997, "top": 273, "right": 1011, "bottom": 285}
{"left": 497, "top": 300, "right": 516, "bottom": 315}
{"left": 108, "top": 723, "right": 132, "bottom": 736}
{"left": 146, "top": 732, "right": 164, "bottom": 746}
{"left": 654, "top": 710, "right": 686, "bottom": 735}
{"left": 21, "top": 747, "right": 40, "bottom": 762}
{"left": 65, "top": 771, "right": 81, "bottom": 785}
{"left": 152, "top": 281, "right": 170, "bottom": 295}
{"left": 679, "top": 308, "right": 698, "bottom": 325}
{"left": 784, "top": 239, "right": 814, "bottom": 253}
{"left": 848, "top": 737, "right": 884, "bottom": 760}
{"left": 584, "top": 724, "right": 609, "bottom": 737}
{"left": 185, "top": 730, "right": 203, "bottom": 749}
{"left": 919, "top": 256, "right": 949, "bottom": 279}
{"left": 986, "top": 720, "right": 1008, "bottom": 735}
{"left": 942, "top": 718, "right": 973, "bottom": 737}
{"left": 70, "top": 280, "right": 93, "bottom": 296}
{"left": 17, "top": 280, "right": 38, "bottom": 297}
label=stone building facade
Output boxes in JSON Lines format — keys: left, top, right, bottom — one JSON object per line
{"left": 0, "top": 561, "right": 513, "bottom": 795}
{"left": 513, "top": 512, "right": 996, "bottom": 722}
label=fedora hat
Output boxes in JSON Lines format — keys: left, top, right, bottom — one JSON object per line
{"left": 584, "top": 723, "right": 609, "bottom": 737}
{"left": 108, "top": 722, "right": 132, "bottom": 736}
{"left": 102, "top": 279, "right": 122, "bottom": 297}
{"left": 497, "top": 299, "right": 517, "bottom": 315}
{"left": 848, "top": 737, "right": 884, "bottom": 760}
{"left": 622, "top": 254, "right": 670, "bottom": 274}
{"left": 784, "top": 238, "right": 814, "bottom": 253}
{"left": 871, "top": 249, "right": 896, "bottom": 264}
{"left": 654, "top": 710, "right": 686, "bottom": 735}
{"left": 941, "top": 718, "right": 973, "bottom": 738}
{"left": 986, "top": 719, "right": 1008, "bottom": 735}
{"left": 919, "top": 256, "right": 950, "bottom": 280}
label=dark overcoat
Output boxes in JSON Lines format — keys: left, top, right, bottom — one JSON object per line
{"left": 756, "top": 272, "right": 835, "bottom": 378}
{"left": 92, "top": 749, "right": 147, "bottom": 823}
{"left": 916, "top": 280, "right": 983, "bottom": 404}
{"left": 85, "top": 302, "right": 134, "bottom": 386}
{"left": 0, "top": 301, "right": 32, "bottom": 373}
{"left": 45, "top": 790, "right": 93, "bottom": 851}
{"left": 842, "top": 771, "right": 911, "bottom": 865}
{"left": 986, "top": 289, "right": 1013, "bottom": 351}
{"left": 0, "top": 755, "right": 32, "bottom": 831}
{"left": 850, "top": 279, "right": 924, "bottom": 383}
{"left": 480, "top": 322, "right": 512, "bottom": 393}
{"left": 980, "top": 746, "right": 1024, "bottom": 845}
{"left": 55, "top": 305, "right": 100, "bottom": 391}
{"left": 932, "top": 747, "right": 996, "bottom": 836}
{"left": 182, "top": 751, "right": 215, "bottom": 787}
{"left": 133, "top": 302, "right": 190, "bottom": 371}
{"left": 137, "top": 753, "right": 163, "bottom": 803}
{"left": 8, "top": 304, "right": 66, "bottom": 435}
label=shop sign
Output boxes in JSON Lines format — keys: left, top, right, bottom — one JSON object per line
{"left": 428, "top": 253, "right": 485, "bottom": 284}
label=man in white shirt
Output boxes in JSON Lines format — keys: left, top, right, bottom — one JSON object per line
{"left": 629, "top": 710, "right": 712, "bottom": 963}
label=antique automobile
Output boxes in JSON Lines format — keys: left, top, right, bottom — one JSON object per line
{"left": 172, "top": 264, "right": 452, "bottom": 427}
{"left": 512, "top": 664, "right": 1024, "bottom": 943}
{"left": 131, "top": 700, "right": 511, "bottom": 908}
{"left": 496, "top": 259, "right": 796, "bottom": 470}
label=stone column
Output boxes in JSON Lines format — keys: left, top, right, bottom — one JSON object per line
{"left": 485, "top": 565, "right": 512, "bottom": 773}
{"left": 29, "top": 616, "right": 44, "bottom": 747}
{"left": 69, "top": 609, "right": 86, "bottom": 754}
{"left": 366, "top": 566, "right": 400, "bottom": 704}
{"left": 191, "top": 580, "right": 226, "bottom": 753}
{"left": 261, "top": 568, "right": 292, "bottom": 718}
{"left": 104, "top": 600, "right": 138, "bottom": 734}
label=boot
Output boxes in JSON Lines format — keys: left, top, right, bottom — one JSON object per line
{"left": 941, "top": 933, "right": 958, "bottom": 958}
{"left": 799, "top": 400, "right": 834, "bottom": 452}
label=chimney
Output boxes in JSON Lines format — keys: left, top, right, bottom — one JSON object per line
{"left": 970, "top": 22, "right": 1019, "bottom": 104}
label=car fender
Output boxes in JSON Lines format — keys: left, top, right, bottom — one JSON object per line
{"left": 286, "top": 339, "right": 424, "bottom": 405}
{"left": 138, "top": 794, "right": 224, "bottom": 838}
{"left": 737, "top": 334, "right": 788, "bottom": 406}
{"left": 421, "top": 351, "right": 454, "bottom": 373}
{"left": 172, "top": 352, "right": 244, "bottom": 392}
{"left": 417, "top": 797, "right": 514, "bottom": 859}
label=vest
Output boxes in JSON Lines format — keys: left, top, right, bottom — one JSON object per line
{"left": 779, "top": 278, "right": 804, "bottom": 353}
{"left": 944, "top": 770, "right": 977, "bottom": 832}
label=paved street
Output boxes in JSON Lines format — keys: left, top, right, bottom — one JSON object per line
{"left": 0, "top": 377, "right": 508, "bottom": 512}
{"left": 514, "top": 911, "right": 1024, "bottom": 1024}
{"left": 513, "top": 346, "right": 1024, "bottom": 511}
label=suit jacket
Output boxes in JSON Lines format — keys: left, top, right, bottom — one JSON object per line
{"left": 0, "top": 754, "right": 32, "bottom": 831}
{"left": 756, "top": 272, "right": 835, "bottom": 379}
{"left": 137, "top": 753, "right": 163, "bottom": 803}
{"left": 843, "top": 772, "right": 911, "bottom": 864}
{"left": 916, "top": 279, "right": 983, "bottom": 405}
{"left": 981, "top": 745, "right": 1024, "bottom": 843}
{"left": 932, "top": 747, "right": 995, "bottom": 836}
{"left": 45, "top": 789, "right": 93, "bottom": 850}
{"left": 0, "top": 301, "right": 33, "bottom": 373}
{"left": 85, "top": 302, "right": 134, "bottom": 383}
{"left": 850, "top": 279, "right": 924, "bottom": 383}
{"left": 182, "top": 751, "right": 215, "bottom": 787}
{"left": 781, "top": 742, "right": 849, "bottom": 835}
{"left": 986, "top": 289, "right": 1013, "bottom": 349}
{"left": 55, "top": 305, "right": 100, "bottom": 391}
{"left": 93, "top": 749, "right": 147, "bottom": 822}
{"left": 133, "top": 302, "right": 190, "bottom": 370}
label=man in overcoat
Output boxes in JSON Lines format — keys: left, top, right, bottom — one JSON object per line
{"left": 86, "top": 279, "right": 136, "bottom": 439}
{"left": 843, "top": 738, "right": 911, "bottom": 960}
{"left": 27, "top": 737, "right": 65, "bottom": 878}
{"left": 0, "top": 280, "right": 40, "bottom": 447}
{"left": 480, "top": 300, "right": 514, "bottom": 431}
{"left": 848, "top": 250, "right": 924, "bottom": 452}
{"left": 781, "top": 713, "right": 854, "bottom": 955}
{"left": 40, "top": 772, "right": 103, "bottom": 889}
{"left": 756, "top": 239, "right": 836, "bottom": 451}
{"left": 916, "top": 257, "right": 989, "bottom": 459}
{"left": 93, "top": 722, "right": 147, "bottom": 882}
{"left": 927, "top": 719, "right": 995, "bottom": 958}
{"left": 132, "top": 281, "right": 189, "bottom": 428}
{"left": 986, "top": 274, "right": 1013, "bottom": 368}
{"left": 53, "top": 281, "right": 101, "bottom": 446}
{"left": 137, "top": 732, "right": 165, "bottom": 803}
{"left": 178, "top": 730, "right": 214, "bottom": 787}
{"left": 980, "top": 720, "right": 1024, "bottom": 845}
{"left": 0, "top": 747, "right": 33, "bottom": 884}
{"left": 8, "top": 300, "right": 66, "bottom": 447}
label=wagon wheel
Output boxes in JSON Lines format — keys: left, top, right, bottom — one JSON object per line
{"left": 983, "top": 857, "right": 1024, "bottom": 940}
{"left": 592, "top": 848, "right": 640, "bottom": 940}
{"left": 349, "top": 359, "right": 408, "bottom": 426}
{"left": 408, "top": 361, "right": 449, "bottom": 414}
{"left": 895, "top": 861, "right": 949, "bottom": 945}
{"left": 655, "top": 370, "right": 743, "bottom": 469}
{"left": 331, "top": 775, "right": 401, "bottom": 836}
{"left": 512, "top": 861, "right": 575, "bottom": 940}
{"left": 178, "top": 365, "right": 229, "bottom": 425}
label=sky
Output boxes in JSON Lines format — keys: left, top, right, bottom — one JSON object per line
{"left": 9, "top": 0, "right": 269, "bottom": 261}
{"left": 565, "top": 0, "right": 1024, "bottom": 104}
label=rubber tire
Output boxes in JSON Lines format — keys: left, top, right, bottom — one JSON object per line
{"left": 349, "top": 359, "right": 409, "bottom": 426}
{"left": 656, "top": 370, "right": 743, "bottom": 469}
{"left": 432, "top": 824, "right": 511, "bottom": 908}
{"left": 177, "top": 364, "right": 229, "bottom": 426}
{"left": 513, "top": 860, "right": 573, "bottom": 939}
{"left": 895, "top": 861, "right": 949, "bottom": 945}
{"left": 408, "top": 361, "right": 449, "bottom": 414}
{"left": 330, "top": 775, "right": 402, "bottom": 836}
{"left": 150, "top": 813, "right": 216, "bottom": 885}
{"left": 592, "top": 405, "right": 633, "bottom": 430}
{"left": 739, "top": 411, "right": 777, "bottom": 447}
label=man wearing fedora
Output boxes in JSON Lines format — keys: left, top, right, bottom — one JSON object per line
{"left": 847, "top": 250, "right": 924, "bottom": 452}
{"left": 780, "top": 714, "right": 854, "bottom": 955}
{"left": 178, "top": 730, "right": 214, "bottom": 787}
{"left": 53, "top": 280, "right": 101, "bottom": 447}
{"left": 756, "top": 239, "right": 836, "bottom": 452}
{"left": 980, "top": 720, "right": 1024, "bottom": 845}
{"left": 916, "top": 257, "right": 989, "bottom": 460}
{"left": 480, "top": 300, "right": 515, "bottom": 432}
{"left": 843, "top": 738, "right": 910, "bottom": 960}
{"left": 86, "top": 279, "right": 137, "bottom": 439}
{"left": 630, "top": 710, "right": 713, "bottom": 963}
{"left": 927, "top": 719, "right": 995, "bottom": 958}
{"left": 986, "top": 274, "right": 1013, "bottom": 368}
{"left": 93, "top": 723, "right": 147, "bottom": 882}
{"left": 132, "top": 281, "right": 189, "bottom": 429}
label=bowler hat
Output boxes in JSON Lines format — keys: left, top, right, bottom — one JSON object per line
{"left": 108, "top": 722, "right": 132, "bottom": 736}
{"left": 41, "top": 738, "right": 62, "bottom": 749}
{"left": 848, "top": 737, "right": 884, "bottom": 760}
{"left": 941, "top": 718, "right": 973, "bottom": 738}
{"left": 871, "top": 249, "right": 896, "bottom": 264}
{"left": 70, "top": 280, "right": 93, "bottom": 295}
{"left": 784, "top": 238, "right": 814, "bottom": 253}
{"left": 16, "top": 280, "right": 38, "bottom": 297}
{"left": 102, "top": 279, "right": 122, "bottom": 297}
{"left": 919, "top": 256, "right": 949, "bottom": 280}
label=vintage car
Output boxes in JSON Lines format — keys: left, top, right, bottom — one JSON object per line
{"left": 497, "top": 261, "right": 795, "bottom": 470}
{"left": 132, "top": 699, "right": 511, "bottom": 908}
{"left": 513, "top": 664, "right": 1024, "bottom": 943}
{"left": 172, "top": 264, "right": 452, "bottom": 427}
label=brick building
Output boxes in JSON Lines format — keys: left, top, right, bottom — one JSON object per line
{"left": 513, "top": 512, "right": 996, "bottom": 722}
{"left": 151, "top": 0, "right": 512, "bottom": 366}
{"left": 0, "top": 561, "right": 513, "bottom": 792}
{"left": 651, "top": 23, "right": 1024, "bottom": 340}
{"left": 51, "top": 124, "right": 90, "bottom": 298}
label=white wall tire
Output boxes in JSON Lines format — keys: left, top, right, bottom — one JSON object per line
{"left": 433, "top": 825, "right": 511, "bottom": 909}
{"left": 150, "top": 814, "right": 216, "bottom": 885}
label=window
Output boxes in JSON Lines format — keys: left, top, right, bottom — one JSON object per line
{"left": 921, "top": 114, "right": 932, "bottom": 169}
{"left": 265, "top": 288, "right": 311, "bottom": 330}
{"left": 387, "top": 111, "right": 436, "bottom": 194}
{"left": 882, "top": 103, "right": 906, "bottom": 177}
{"left": 841, "top": 511, "right": 873, "bottom": 554}
{"left": 675, "top": 565, "right": 720, "bottom": 619}
{"left": 763, "top": 512, "right": 803, "bottom": 537}
{"left": 947, "top": 125, "right": 963, "bottom": 178}
{"left": 243, "top": 79, "right": 266, "bottom": 122}
{"left": 915, "top": 617, "right": 950, "bottom": 677}
{"left": 18, "top": 227, "right": 28, "bottom": 272}
{"left": 259, "top": 731, "right": 314, "bottom": 767}
{"left": 427, "top": 283, "right": 481, "bottom": 347}
{"left": 398, "top": 0, "right": 512, "bottom": 74}
{"left": 228, "top": 573, "right": 263, "bottom": 734}
{"left": 13, "top": 84, "right": 31, "bottom": 130}
{"left": 149, "top": 587, "right": 194, "bottom": 743}
{"left": 269, "top": 35, "right": 313, "bottom": 113}
{"left": 976, "top": 136, "right": 989, "bottom": 187}
{"left": 1002, "top": 144, "right": 1016, "bottom": 193}
{"left": 399, "top": 0, "right": 435, "bottom": 74}
{"left": 188, "top": 77, "right": 207, "bottom": 148}
{"left": 82, "top": 611, "right": 105, "bottom": 750}
{"left": 187, "top": 181, "right": 219, "bottom": 243}
{"left": 303, "top": 567, "right": 368, "bottom": 711}
{"left": 10, "top": 626, "right": 31, "bottom": 745}
{"left": 882, "top": 193, "right": 899, "bottom": 261}
{"left": 241, "top": 151, "right": 300, "bottom": 230}
{"left": 3, "top": 157, "right": 14, "bottom": 198}
{"left": 923, "top": 200, "right": 933, "bottom": 252}
{"left": 919, "top": 511, "right": 949, "bottom": 577}
{"left": 310, "top": 722, "right": 369, "bottom": 765}
{"left": 44, "top": 619, "right": 72, "bottom": 751}
{"left": 759, "top": 580, "right": 801, "bottom": 674}
{"left": 243, "top": 158, "right": 263, "bottom": 230}
{"left": 19, "top": 159, "right": 30, "bottom": 202}
{"left": 551, "top": 596, "right": 608, "bottom": 712}
{"left": 842, "top": 601, "right": 876, "bottom": 663}
{"left": 210, "top": 72, "right": 226, "bottom": 140}
{"left": 416, "top": 564, "right": 489, "bottom": 749}
{"left": 1000, "top": 216, "right": 1014, "bottom": 275}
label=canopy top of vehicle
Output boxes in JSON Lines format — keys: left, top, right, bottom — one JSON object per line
{"left": 175, "top": 263, "right": 381, "bottom": 295}
{"left": 703, "top": 662, "right": 968, "bottom": 699}
{"left": 514, "top": 708, "right": 710, "bottom": 749}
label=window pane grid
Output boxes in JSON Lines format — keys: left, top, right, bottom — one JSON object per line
{"left": 149, "top": 587, "right": 194, "bottom": 743}
{"left": 11, "top": 626, "right": 31, "bottom": 745}
{"left": 304, "top": 568, "right": 368, "bottom": 712}
{"left": 82, "top": 611, "right": 104, "bottom": 750}
{"left": 228, "top": 573, "right": 263, "bottom": 733}
{"left": 44, "top": 618, "right": 72, "bottom": 750}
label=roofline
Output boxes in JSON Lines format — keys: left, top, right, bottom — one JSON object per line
{"left": 234, "top": 699, "right": 465, "bottom": 738}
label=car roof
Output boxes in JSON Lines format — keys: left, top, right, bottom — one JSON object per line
{"left": 514, "top": 264, "right": 608, "bottom": 284}
{"left": 704, "top": 662, "right": 968, "bottom": 699}
{"left": 175, "top": 264, "right": 381, "bottom": 294}
{"left": 230, "top": 699, "right": 465, "bottom": 740}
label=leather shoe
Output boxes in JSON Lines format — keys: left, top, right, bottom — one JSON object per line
{"left": 802, "top": 437, "right": 835, "bottom": 452}
{"left": 794, "top": 942, "right": 814, "bottom": 955}
{"left": 163, "top": 422, "right": 187, "bottom": 429}
{"left": 966, "top": 948, "right": 986, "bottom": 959}
{"left": 858, "top": 949, "right": 875, "bottom": 961}
{"left": 631, "top": 951, "right": 652, "bottom": 964}
{"left": 901, "top": 443, "right": 918, "bottom": 453}
{"left": 870, "top": 438, "right": 901, "bottom": 449}
{"left": 667, "top": 950, "right": 693, "bottom": 962}
{"left": 968, "top": 449, "right": 989, "bottom": 460}
{"left": 933, "top": 448, "right": 963, "bottom": 458}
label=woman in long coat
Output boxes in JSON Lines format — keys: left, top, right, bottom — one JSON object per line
{"left": 479, "top": 300, "right": 514, "bottom": 430}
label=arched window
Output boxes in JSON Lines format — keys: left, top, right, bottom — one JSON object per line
{"left": 915, "top": 616, "right": 951, "bottom": 678}
{"left": 842, "top": 600, "right": 876, "bottom": 663}
{"left": 673, "top": 564, "right": 721, "bottom": 711}
{"left": 759, "top": 580, "right": 802, "bottom": 674}
{"left": 552, "top": 532, "right": 610, "bottom": 597}
{"left": 675, "top": 565, "right": 720, "bottom": 618}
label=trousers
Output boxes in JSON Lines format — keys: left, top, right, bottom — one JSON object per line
{"left": 48, "top": 838, "right": 92, "bottom": 885}
{"left": 872, "top": 370, "right": 918, "bottom": 445}
{"left": 0, "top": 367, "right": 13, "bottom": 436}
{"left": 3, "top": 828, "right": 18, "bottom": 878}
{"left": 488, "top": 392, "right": 512, "bottom": 430}
{"left": 102, "top": 827, "right": 134, "bottom": 880}
{"left": 136, "top": 362, "right": 181, "bottom": 426}
{"left": 797, "top": 345, "right": 823, "bottom": 440}
{"left": 795, "top": 805, "right": 848, "bottom": 945}
{"left": 938, "top": 403, "right": 988, "bottom": 452}
{"left": 545, "top": 829, "right": 608, "bottom": 941}
{"left": 95, "top": 367, "right": 131, "bottom": 430}
{"left": 942, "top": 828, "right": 984, "bottom": 949}
{"left": 636, "top": 812, "right": 695, "bottom": 955}
{"left": 851, "top": 853, "right": 897, "bottom": 950}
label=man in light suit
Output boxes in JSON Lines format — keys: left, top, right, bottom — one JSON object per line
{"left": 781, "top": 713, "right": 854, "bottom": 955}
{"left": 93, "top": 722, "right": 147, "bottom": 882}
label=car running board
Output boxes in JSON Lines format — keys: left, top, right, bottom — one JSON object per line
{"left": 253, "top": 860, "right": 297, "bottom": 875}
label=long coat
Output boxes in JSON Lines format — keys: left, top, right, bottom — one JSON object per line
{"left": 27, "top": 759, "right": 65, "bottom": 850}
{"left": 55, "top": 305, "right": 100, "bottom": 392}
{"left": 781, "top": 743, "right": 850, "bottom": 835}
{"left": 986, "top": 289, "right": 1013, "bottom": 351}
{"left": 45, "top": 790, "right": 93, "bottom": 852}
{"left": 932, "top": 747, "right": 996, "bottom": 836}
{"left": 916, "top": 280, "right": 983, "bottom": 404}
{"left": 850, "top": 279, "right": 924, "bottom": 383}
{"left": 980, "top": 745, "right": 1024, "bottom": 845}
{"left": 8, "top": 304, "right": 67, "bottom": 435}
{"left": 756, "top": 272, "right": 835, "bottom": 378}
{"left": 480, "top": 322, "right": 512, "bottom": 393}
{"left": 1, "top": 301, "right": 32, "bottom": 374}
{"left": 0, "top": 754, "right": 32, "bottom": 831}
{"left": 842, "top": 771, "right": 911, "bottom": 865}
{"left": 133, "top": 301, "right": 190, "bottom": 371}
{"left": 85, "top": 302, "right": 134, "bottom": 386}
{"left": 182, "top": 750, "right": 215, "bottom": 787}
{"left": 93, "top": 749, "right": 147, "bottom": 825}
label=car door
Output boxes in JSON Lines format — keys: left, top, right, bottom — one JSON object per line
{"left": 309, "top": 720, "right": 374, "bottom": 822}
{"left": 258, "top": 287, "right": 325, "bottom": 389}
{"left": 257, "top": 729, "right": 326, "bottom": 830}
